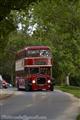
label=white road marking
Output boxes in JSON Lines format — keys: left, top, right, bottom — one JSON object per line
{"left": 0, "top": 103, "right": 3, "bottom": 106}
{"left": 26, "top": 104, "right": 33, "bottom": 107}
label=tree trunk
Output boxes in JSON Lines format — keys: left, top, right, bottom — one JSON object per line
{"left": 66, "top": 73, "right": 70, "bottom": 86}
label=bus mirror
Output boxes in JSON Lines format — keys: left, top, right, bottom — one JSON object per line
{"left": 52, "top": 78, "right": 55, "bottom": 85}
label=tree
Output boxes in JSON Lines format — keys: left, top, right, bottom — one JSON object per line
{"left": 29, "top": 0, "right": 80, "bottom": 84}
{"left": 0, "top": 0, "right": 39, "bottom": 52}
{"left": 0, "top": 31, "right": 30, "bottom": 84}
{"left": 0, "top": 0, "right": 40, "bottom": 83}
{"left": 0, "top": 0, "right": 80, "bottom": 85}
{"left": 0, "top": 0, "right": 38, "bottom": 21}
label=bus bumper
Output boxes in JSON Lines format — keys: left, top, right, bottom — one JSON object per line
{"left": 32, "top": 84, "right": 53, "bottom": 91}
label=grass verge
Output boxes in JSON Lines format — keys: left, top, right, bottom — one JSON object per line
{"left": 0, "top": 94, "right": 13, "bottom": 100}
{"left": 55, "top": 85, "right": 80, "bottom": 98}
{"left": 77, "top": 114, "right": 80, "bottom": 120}
{"left": 55, "top": 85, "right": 80, "bottom": 120}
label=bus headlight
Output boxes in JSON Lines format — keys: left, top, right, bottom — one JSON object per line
{"left": 32, "top": 80, "right": 36, "bottom": 84}
{"left": 48, "top": 80, "right": 51, "bottom": 83}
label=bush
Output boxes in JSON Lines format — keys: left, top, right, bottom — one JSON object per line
{"left": 70, "top": 76, "right": 80, "bottom": 87}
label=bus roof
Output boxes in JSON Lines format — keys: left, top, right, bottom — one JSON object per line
{"left": 25, "top": 46, "right": 50, "bottom": 50}
{"left": 17, "top": 46, "right": 50, "bottom": 54}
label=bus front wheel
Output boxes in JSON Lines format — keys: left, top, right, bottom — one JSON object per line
{"left": 50, "top": 85, "right": 54, "bottom": 91}
{"left": 17, "top": 83, "right": 20, "bottom": 91}
{"left": 25, "top": 81, "right": 31, "bottom": 91}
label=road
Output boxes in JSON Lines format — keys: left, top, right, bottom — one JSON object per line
{"left": 0, "top": 88, "right": 79, "bottom": 120}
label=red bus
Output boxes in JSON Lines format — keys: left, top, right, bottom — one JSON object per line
{"left": 15, "top": 46, "right": 54, "bottom": 91}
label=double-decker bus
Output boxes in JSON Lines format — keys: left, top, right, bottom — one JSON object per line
{"left": 15, "top": 46, "right": 54, "bottom": 91}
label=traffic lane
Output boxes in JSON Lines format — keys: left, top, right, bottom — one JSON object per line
{"left": 14, "top": 91, "right": 73, "bottom": 120}
{"left": 0, "top": 90, "right": 74, "bottom": 120}
{"left": 1, "top": 91, "right": 52, "bottom": 115}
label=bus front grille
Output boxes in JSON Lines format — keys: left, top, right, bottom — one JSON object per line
{"left": 37, "top": 77, "right": 46, "bottom": 84}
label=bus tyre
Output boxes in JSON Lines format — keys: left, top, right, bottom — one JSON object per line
{"left": 50, "top": 85, "right": 54, "bottom": 91}
{"left": 17, "top": 83, "right": 20, "bottom": 91}
{"left": 25, "top": 81, "right": 31, "bottom": 91}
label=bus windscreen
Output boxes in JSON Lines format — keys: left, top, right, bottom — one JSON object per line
{"left": 29, "top": 67, "right": 51, "bottom": 75}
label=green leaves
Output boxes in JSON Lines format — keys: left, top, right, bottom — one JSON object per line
{"left": 0, "top": 0, "right": 38, "bottom": 52}
{"left": 0, "top": 0, "right": 39, "bottom": 78}
{"left": 30, "top": 0, "right": 80, "bottom": 82}
{"left": 0, "top": 0, "right": 80, "bottom": 84}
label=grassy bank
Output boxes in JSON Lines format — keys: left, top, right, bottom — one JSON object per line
{"left": 55, "top": 85, "right": 80, "bottom": 98}
{"left": 56, "top": 85, "right": 80, "bottom": 120}
{"left": 0, "top": 94, "right": 13, "bottom": 100}
{"left": 0, "top": 89, "right": 13, "bottom": 100}
{"left": 77, "top": 114, "right": 80, "bottom": 120}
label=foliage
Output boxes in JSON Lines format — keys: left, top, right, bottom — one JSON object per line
{"left": 77, "top": 114, "right": 80, "bottom": 120}
{"left": 0, "top": 0, "right": 80, "bottom": 84}
{"left": 0, "top": 31, "right": 29, "bottom": 81}
{"left": 0, "top": 17, "right": 15, "bottom": 51}
{"left": 56, "top": 85, "right": 80, "bottom": 98}
{"left": 30, "top": 0, "right": 80, "bottom": 83}
{"left": 0, "top": 0, "right": 38, "bottom": 21}
{"left": 0, "top": 0, "right": 39, "bottom": 82}
{"left": 70, "top": 75, "right": 80, "bottom": 87}
{"left": 0, "top": 0, "right": 38, "bottom": 52}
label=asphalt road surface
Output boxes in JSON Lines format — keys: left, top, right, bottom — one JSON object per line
{"left": 0, "top": 88, "right": 79, "bottom": 120}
